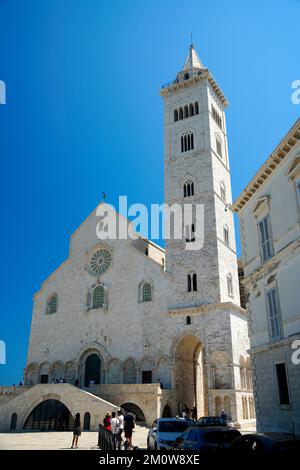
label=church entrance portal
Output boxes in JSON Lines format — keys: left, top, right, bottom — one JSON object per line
{"left": 85, "top": 354, "right": 101, "bottom": 387}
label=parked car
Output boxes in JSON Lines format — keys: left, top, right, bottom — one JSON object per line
{"left": 196, "top": 416, "right": 227, "bottom": 427}
{"left": 170, "top": 426, "right": 241, "bottom": 451}
{"left": 147, "top": 418, "right": 193, "bottom": 450}
{"left": 228, "top": 433, "right": 300, "bottom": 455}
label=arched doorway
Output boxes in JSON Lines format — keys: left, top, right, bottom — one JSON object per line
{"left": 121, "top": 403, "right": 145, "bottom": 422}
{"left": 23, "top": 399, "right": 72, "bottom": 431}
{"left": 173, "top": 334, "right": 205, "bottom": 416}
{"left": 85, "top": 354, "right": 101, "bottom": 387}
{"left": 162, "top": 405, "right": 172, "bottom": 418}
{"left": 83, "top": 412, "right": 91, "bottom": 430}
{"left": 10, "top": 413, "right": 17, "bottom": 430}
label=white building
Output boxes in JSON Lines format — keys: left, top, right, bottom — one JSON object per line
{"left": 0, "top": 45, "right": 254, "bottom": 431}
{"left": 232, "top": 118, "right": 300, "bottom": 436}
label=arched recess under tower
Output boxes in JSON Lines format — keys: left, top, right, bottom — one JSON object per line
{"left": 173, "top": 334, "right": 206, "bottom": 416}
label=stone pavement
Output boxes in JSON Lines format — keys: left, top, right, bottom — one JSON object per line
{"left": 0, "top": 424, "right": 148, "bottom": 450}
{"left": 0, "top": 424, "right": 256, "bottom": 451}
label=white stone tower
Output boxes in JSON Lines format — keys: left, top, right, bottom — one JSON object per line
{"left": 160, "top": 44, "right": 240, "bottom": 308}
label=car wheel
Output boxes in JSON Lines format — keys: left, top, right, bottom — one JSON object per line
{"left": 147, "top": 439, "right": 151, "bottom": 450}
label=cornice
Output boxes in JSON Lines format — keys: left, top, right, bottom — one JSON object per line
{"left": 232, "top": 119, "right": 300, "bottom": 213}
{"left": 166, "top": 301, "right": 246, "bottom": 317}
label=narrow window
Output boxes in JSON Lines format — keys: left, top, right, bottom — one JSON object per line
{"left": 191, "top": 182, "right": 194, "bottom": 195}
{"left": 195, "top": 102, "right": 199, "bottom": 114}
{"left": 181, "top": 136, "right": 184, "bottom": 153}
{"left": 186, "top": 223, "right": 195, "bottom": 242}
{"left": 296, "top": 180, "right": 300, "bottom": 205}
{"left": 92, "top": 286, "right": 105, "bottom": 308}
{"left": 187, "top": 274, "right": 192, "bottom": 292}
{"left": 266, "top": 287, "right": 281, "bottom": 340}
{"left": 220, "top": 182, "right": 226, "bottom": 202}
{"left": 192, "top": 273, "right": 197, "bottom": 291}
{"left": 46, "top": 294, "right": 58, "bottom": 315}
{"left": 216, "top": 136, "right": 222, "bottom": 157}
{"left": 224, "top": 225, "right": 229, "bottom": 246}
{"left": 189, "top": 103, "right": 194, "bottom": 116}
{"left": 186, "top": 315, "right": 191, "bottom": 325}
{"left": 184, "top": 135, "right": 187, "bottom": 152}
{"left": 258, "top": 216, "right": 273, "bottom": 262}
{"left": 184, "top": 105, "right": 189, "bottom": 118}
{"left": 179, "top": 107, "right": 183, "bottom": 120}
{"left": 187, "top": 134, "right": 191, "bottom": 151}
{"left": 227, "top": 273, "right": 233, "bottom": 296}
{"left": 174, "top": 109, "right": 178, "bottom": 122}
{"left": 142, "top": 283, "right": 152, "bottom": 302}
{"left": 275, "top": 363, "right": 290, "bottom": 405}
{"left": 191, "top": 133, "right": 194, "bottom": 149}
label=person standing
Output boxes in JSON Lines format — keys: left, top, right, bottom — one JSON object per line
{"left": 111, "top": 411, "right": 120, "bottom": 449}
{"left": 220, "top": 409, "right": 227, "bottom": 421}
{"left": 117, "top": 410, "right": 124, "bottom": 450}
{"left": 103, "top": 412, "right": 111, "bottom": 432}
{"left": 123, "top": 410, "right": 134, "bottom": 450}
{"left": 192, "top": 406, "right": 197, "bottom": 421}
{"left": 71, "top": 413, "right": 81, "bottom": 449}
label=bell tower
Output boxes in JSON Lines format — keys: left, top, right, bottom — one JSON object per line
{"left": 160, "top": 44, "right": 240, "bottom": 307}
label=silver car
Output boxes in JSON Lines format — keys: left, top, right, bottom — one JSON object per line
{"left": 147, "top": 418, "right": 193, "bottom": 450}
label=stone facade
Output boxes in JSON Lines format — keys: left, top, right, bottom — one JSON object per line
{"left": 0, "top": 45, "right": 254, "bottom": 430}
{"left": 232, "top": 118, "right": 300, "bottom": 436}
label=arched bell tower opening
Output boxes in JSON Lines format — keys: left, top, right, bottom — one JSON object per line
{"left": 173, "top": 334, "right": 206, "bottom": 416}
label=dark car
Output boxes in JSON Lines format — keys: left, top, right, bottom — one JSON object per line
{"left": 171, "top": 426, "right": 241, "bottom": 451}
{"left": 196, "top": 416, "right": 227, "bottom": 427}
{"left": 228, "top": 433, "right": 300, "bottom": 455}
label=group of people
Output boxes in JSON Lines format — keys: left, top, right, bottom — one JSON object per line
{"left": 70, "top": 409, "right": 135, "bottom": 450}
{"left": 103, "top": 409, "right": 135, "bottom": 450}
{"left": 52, "top": 378, "right": 66, "bottom": 384}
{"left": 181, "top": 406, "right": 198, "bottom": 421}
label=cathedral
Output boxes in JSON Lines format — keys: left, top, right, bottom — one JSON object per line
{"left": 0, "top": 45, "right": 255, "bottom": 430}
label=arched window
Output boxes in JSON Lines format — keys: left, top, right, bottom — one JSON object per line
{"left": 92, "top": 285, "right": 105, "bottom": 309}
{"left": 216, "top": 135, "right": 222, "bottom": 158}
{"left": 184, "top": 105, "right": 189, "bottom": 118}
{"left": 187, "top": 273, "right": 197, "bottom": 292}
{"left": 183, "top": 179, "right": 194, "bottom": 198}
{"left": 220, "top": 182, "right": 226, "bottom": 202}
{"left": 194, "top": 102, "right": 199, "bottom": 114}
{"left": 83, "top": 412, "right": 91, "bottom": 430}
{"left": 189, "top": 103, "right": 194, "bottom": 116}
{"left": 174, "top": 109, "right": 178, "bottom": 122}
{"left": 46, "top": 294, "right": 58, "bottom": 315}
{"left": 227, "top": 273, "right": 233, "bottom": 296}
{"left": 223, "top": 225, "right": 229, "bottom": 247}
{"left": 186, "top": 315, "right": 191, "bottom": 325}
{"left": 181, "top": 132, "right": 194, "bottom": 152}
{"left": 142, "top": 282, "right": 152, "bottom": 302}
{"left": 179, "top": 107, "right": 183, "bottom": 120}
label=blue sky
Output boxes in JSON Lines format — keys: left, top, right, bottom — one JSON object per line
{"left": 0, "top": 0, "right": 299, "bottom": 384}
